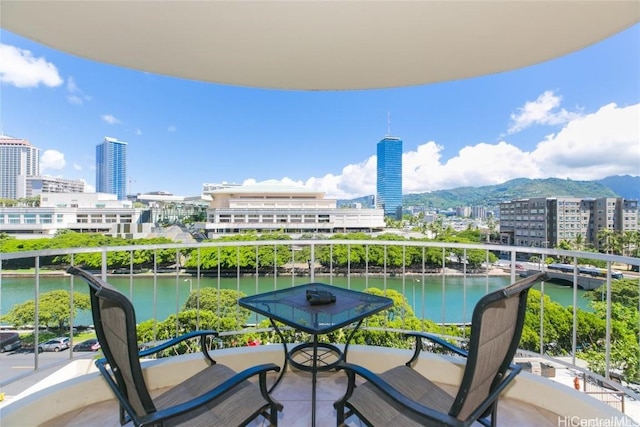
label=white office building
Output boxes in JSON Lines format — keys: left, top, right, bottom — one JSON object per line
{"left": 203, "top": 181, "right": 385, "bottom": 236}
{"left": 19, "top": 175, "right": 85, "bottom": 197}
{"left": 0, "top": 193, "right": 153, "bottom": 238}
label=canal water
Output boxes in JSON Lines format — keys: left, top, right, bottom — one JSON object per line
{"left": 0, "top": 275, "right": 592, "bottom": 326}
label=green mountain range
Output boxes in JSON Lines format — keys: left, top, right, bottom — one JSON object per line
{"left": 340, "top": 176, "right": 639, "bottom": 210}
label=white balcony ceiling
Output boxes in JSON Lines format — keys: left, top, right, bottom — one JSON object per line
{"left": 1, "top": 1, "right": 639, "bottom": 90}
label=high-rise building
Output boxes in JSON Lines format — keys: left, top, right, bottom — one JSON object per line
{"left": 0, "top": 135, "right": 40, "bottom": 199}
{"left": 376, "top": 136, "right": 403, "bottom": 219}
{"left": 96, "top": 137, "right": 127, "bottom": 200}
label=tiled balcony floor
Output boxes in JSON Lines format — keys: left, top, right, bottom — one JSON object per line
{"left": 41, "top": 368, "right": 559, "bottom": 427}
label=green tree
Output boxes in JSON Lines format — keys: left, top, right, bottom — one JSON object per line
{"left": 183, "top": 288, "right": 250, "bottom": 325}
{"left": 1, "top": 290, "right": 90, "bottom": 330}
{"left": 520, "top": 289, "right": 572, "bottom": 354}
{"left": 580, "top": 301, "right": 640, "bottom": 382}
{"left": 597, "top": 228, "right": 622, "bottom": 255}
{"left": 584, "top": 278, "right": 639, "bottom": 308}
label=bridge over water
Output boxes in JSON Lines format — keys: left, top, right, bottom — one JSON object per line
{"left": 522, "top": 270, "right": 605, "bottom": 290}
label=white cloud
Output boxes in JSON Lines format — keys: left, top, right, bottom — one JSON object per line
{"left": 82, "top": 180, "right": 96, "bottom": 193}
{"left": 0, "top": 44, "right": 63, "bottom": 88}
{"left": 531, "top": 103, "right": 639, "bottom": 179}
{"left": 40, "top": 150, "right": 66, "bottom": 171}
{"left": 67, "top": 95, "right": 83, "bottom": 105}
{"left": 66, "top": 76, "right": 91, "bottom": 105}
{"left": 101, "top": 114, "right": 121, "bottom": 125}
{"left": 285, "top": 101, "right": 639, "bottom": 199}
{"left": 508, "top": 90, "right": 581, "bottom": 134}
{"left": 73, "top": 163, "right": 82, "bottom": 171}
{"left": 168, "top": 125, "right": 177, "bottom": 132}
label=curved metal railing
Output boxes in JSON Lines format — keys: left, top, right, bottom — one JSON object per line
{"left": 1, "top": 239, "right": 639, "bottom": 399}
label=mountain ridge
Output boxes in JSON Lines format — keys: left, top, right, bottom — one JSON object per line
{"left": 338, "top": 175, "right": 639, "bottom": 210}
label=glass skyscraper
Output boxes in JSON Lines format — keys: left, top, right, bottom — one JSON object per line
{"left": 96, "top": 137, "right": 127, "bottom": 200}
{"left": 376, "top": 136, "right": 403, "bottom": 219}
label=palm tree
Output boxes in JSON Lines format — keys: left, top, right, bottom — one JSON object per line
{"left": 621, "top": 230, "right": 638, "bottom": 257}
{"left": 596, "top": 228, "right": 623, "bottom": 255}
{"left": 427, "top": 217, "right": 444, "bottom": 239}
{"left": 597, "top": 228, "right": 614, "bottom": 254}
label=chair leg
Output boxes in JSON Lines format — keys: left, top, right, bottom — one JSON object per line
{"left": 269, "top": 404, "right": 278, "bottom": 426}
{"left": 490, "top": 402, "right": 497, "bottom": 427}
{"left": 335, "top": 402, "right": 344, "bottom": 426}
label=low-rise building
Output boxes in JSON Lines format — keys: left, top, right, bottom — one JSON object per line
{"left": 0, "top": 193, "right": 153, "bottom": 238}
{"left": 19, "top": 175, "right": 85, "bottom": 197}
{"left": 202, "top": 181, "right": 385, "bottom": 235}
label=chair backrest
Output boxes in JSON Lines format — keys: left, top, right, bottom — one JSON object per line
{"left": 67, "top": 266, "right": 156, "bottom": 420}
{"left": 449, "top": 272, "right": 545, "bottom": 420}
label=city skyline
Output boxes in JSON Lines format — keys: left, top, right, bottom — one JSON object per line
{"left": 0, "top": 24, "right": 638, "bottom": 199}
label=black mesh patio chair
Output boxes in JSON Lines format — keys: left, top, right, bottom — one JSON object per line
{"left": 334, "top": 272, "right": 547, "bottom": 427}
{"left": 67, "top": 266, "right": 283, "bottom": 427}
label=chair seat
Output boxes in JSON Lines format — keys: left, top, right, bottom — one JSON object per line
{"left": 154, "top": 363, "right": 268, "bottom": 427}
{"left": 348, "top": 365, "right": 456, "bottom": 426}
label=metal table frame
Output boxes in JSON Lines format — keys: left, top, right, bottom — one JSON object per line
{"left": 238, "top": 283, "right": 393, "bottom": 427}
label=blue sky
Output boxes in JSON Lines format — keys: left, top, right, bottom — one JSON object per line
{"left": 1, "top": 24, "right": 638, "bottom": 199}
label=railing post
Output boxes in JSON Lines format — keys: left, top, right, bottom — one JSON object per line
{"left": 69, "top": 256, "right": 74, "bottom": 360}
{"left": 310, "top": 243, "right": 315, "bottom": 282}
{"left": 34, "top": 256, "right": 40, "bottom": 371}
{"left": 441, "top": 247, "right": 446, "bottom": 332}
{"left": 572, "top": 257, "right": 578, "bottom": 366}
{"left": 605, "top": 262, "right": 612, "bottom": 380}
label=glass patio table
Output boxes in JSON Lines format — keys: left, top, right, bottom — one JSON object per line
{"left": 238, "top": 282, "right": 393, "bottom": 427}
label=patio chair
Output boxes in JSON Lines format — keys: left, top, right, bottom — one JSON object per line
{"left": 67, "top": 266, "right": 283, "bottom": 427}
{"left": 334, "top": 272, "right": 547, "bottom": 427}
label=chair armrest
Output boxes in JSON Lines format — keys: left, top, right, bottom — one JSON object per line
{"left": 138, "top": 330, "right": 219, "bottom": 359}
{"left": 404, "top": 332, "right": 468, "bottom": 367}
{"left": 137, "top": 363, "right": 282, "bottom": 427}
{"left": 335, "top": 362, "right": 460, "bottom": 425}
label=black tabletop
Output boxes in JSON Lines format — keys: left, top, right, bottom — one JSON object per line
{"left": 238, "top": 283, "right": 393, "bottom": 335}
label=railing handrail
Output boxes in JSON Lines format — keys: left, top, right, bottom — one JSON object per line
{"left": 1, "top": 239, "right": 638, "bottom": 267}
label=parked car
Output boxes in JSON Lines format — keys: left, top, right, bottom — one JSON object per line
{"left": 0, "top": 332, "right": 22, "bottom": 353}
{"left": 72, "top": 338, "right": 101, "bottom": 352}
{"left": 38, "top": 337, "right": 70, "bottom": 352}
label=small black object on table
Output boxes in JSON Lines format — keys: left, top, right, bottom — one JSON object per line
{"left": 238, "top": 283, "right": 393, "bottom": 427}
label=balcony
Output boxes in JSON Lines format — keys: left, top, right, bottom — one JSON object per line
{"left": 1, "top": 239, "right": 639, "bottom": 426}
